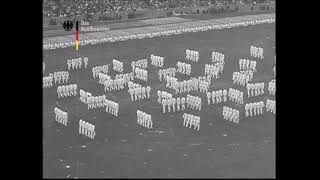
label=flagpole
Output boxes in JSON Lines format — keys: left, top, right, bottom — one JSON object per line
{"left": 75, "top": 20, "right": 79, "bottom": 179}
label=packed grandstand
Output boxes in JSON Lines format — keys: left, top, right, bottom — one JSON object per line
{"left": 43, "top": 0, "right": 273, "bottom": 18}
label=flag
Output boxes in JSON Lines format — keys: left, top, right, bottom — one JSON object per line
{"left": 76, "top": 21, "right": 79, "bottom": 51}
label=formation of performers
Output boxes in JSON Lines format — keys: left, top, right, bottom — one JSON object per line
{"left": 233, "top": 71, "right": 253, "bottom": 86}
{"left": 206, "top": 89, "right": 227, "bottom": 105}
{"left": 239, "top": 59, "right": 257, "bottom": 72}
{"left": 102, "top": 72, "right": 134, "bottom": 91}
{"left": 79, "top": 89, "right": 92, "bottom": 104}
{"left": 92, "top": 64, "right": 109, "bottom": 78}
{"left": 53, "top": 71, "right": 69, "bottom": 84}
{"left": 165, "top": 76, "right": 210, "bottom": 94}
{"left": 228, "top": 88, "right": 244, "bottom": 104}
{"left": 57, "top": 84, "right": 78, "bottom": 98}
{"left": 204, "top": 64, "right": 222, "bottom": 79}
{"left": 132, "top": 59, "right": 148, "bottom": 70}
{"left": 161, "top": 95, "right": 186, "bottom": 113}
{"left": 158, "top": 68, "right": 176, "bottom": 81}
{"left": 113, "top": 59, "right": 123, "bottom": 72}
{"left": 135, "top": 67, "right": 148, "bottom": 81}
{"left": 46, "top": 36, "right": 276, "bottom": 140}
{"left": 128, "top": 83, "right": 151, "bottom": 101}
{"left": 43, "top": 75, "right": 53, "bottom": 88}
{"left": 250, "top": 45, "right": 264, "bottom": 59}
{"left": 246, "top": 82, "right": 265, "bottom": 97}
{"left": 222, "top": 106, "right": 240, "bottom": 124}
{"left": 105, "top": 99, "right": 119, "bottom": 116}
{"left": 268, "top": 79, "right": 276, "bottom": 96}
{"left": 245, "top": 101, "right": 265, "bottom": 117}
{"left": 98, "top": 72, "right": 111, "bottom": 84}
{"left": 157, "top": 91, "right": 187, "bottom": 113}
{"left": 137, "top": 110, "right": 153, "bottom": 129}
{"left": 183, "top": 113, "right": 200, "bottom": 130}
{"left": 186, "top": 94, "right": 202, "bottom": 111}
{"left": 67, "top": 57, "right": 89, "bottom": 70}
{"left": 103, "top": 73, "right": 127, "bottom": 91}
{"left": 212, "top": 51, "right": 225, "bottom": 64}
{"left": 157, "top": 90, "right": 172, "bottom": 103}
{"left": 185, "top": 49, "right": 199, "bottom": 62}
{"left": 266, "top": 99, "right": 276, "bottom": 114}
{"left": 80, "top": 90, "right": 119, "bottom": 116}
{"left": 150, "top": 54, "right": 164, "bottom": 68}
{"left": 176, "top": 61, "right": 192, "bottom": 75}
{"left": 54, "top": 107, "right": 68, "bottom": 126}
{"left": 87, "top": 94, "right": 106, "bottom": 109}
{"left": 79, "top": 120, "right": 96, "bottom": 139}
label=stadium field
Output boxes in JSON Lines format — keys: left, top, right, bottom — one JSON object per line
{"left": 43, "top": 22, "right": 275, "bottom": 178}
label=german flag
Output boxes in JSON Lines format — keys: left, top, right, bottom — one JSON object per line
{"left": 76, "top": 21, "right": 79, "bottom": 51}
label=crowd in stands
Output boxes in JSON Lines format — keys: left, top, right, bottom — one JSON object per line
{"left": 43, "top": 0, "right": 272, "bottom": 18}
